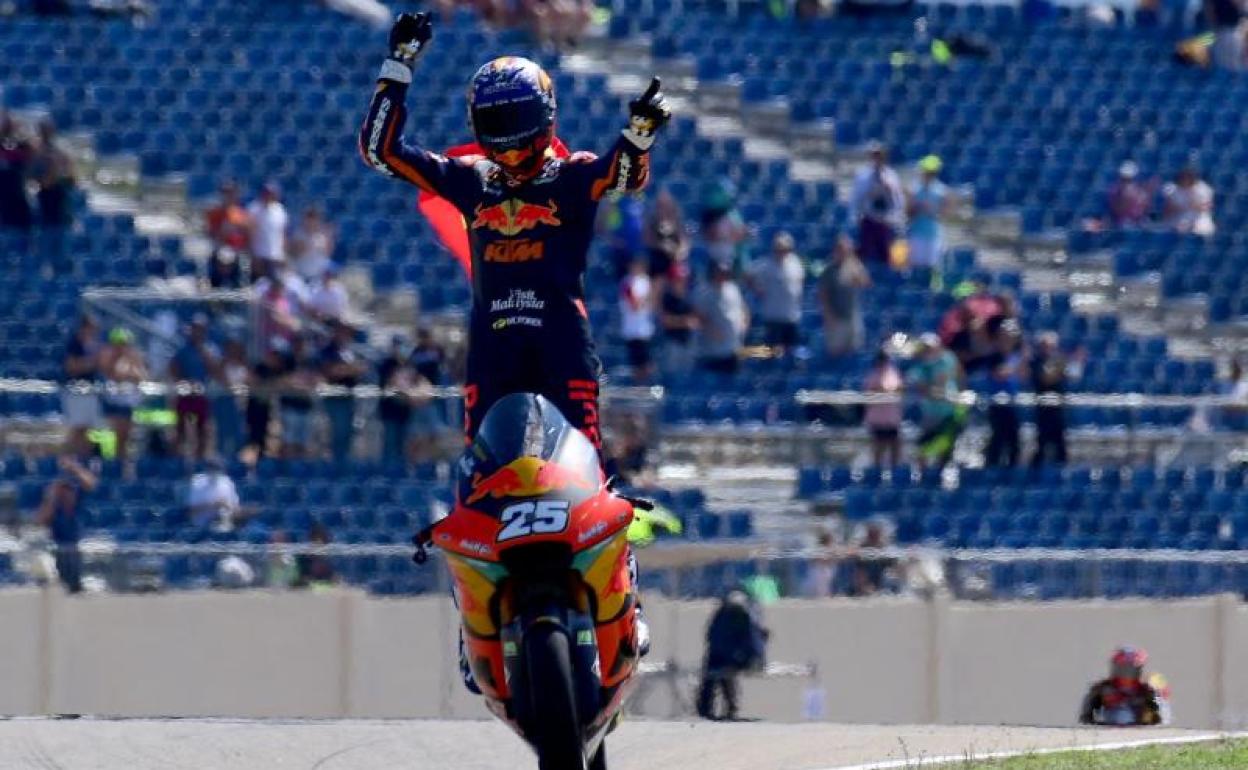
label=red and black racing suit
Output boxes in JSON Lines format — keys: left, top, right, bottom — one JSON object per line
{"left": 359, "top": 76, "right": 653, "bottom": 449}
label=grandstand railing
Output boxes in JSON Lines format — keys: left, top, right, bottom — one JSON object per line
{"left": 4, "top": 540, "right": 1248, "bottom": 601}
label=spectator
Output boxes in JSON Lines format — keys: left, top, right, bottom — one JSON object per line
{"left": 817, "top": 235, "right": 871, "bottom": 358}
{"left": 378, "top": 336, "right": 415, "bottom": 461}
{"left": 619, "top": 256, "right": 657, "bottom": 381}
{"left": 1204, "top": 0, "right": 1243, "bottom": 70}
{"left": 266, "top": 530, "right": 299, "bottom": 589}
{"left": 1106, "top": 161, "right": 1154, "bottom": 228}
{"left": 906, "top": 154, "right": 952, "bottom": 272}
{"left": 605, "top": 412, "right": 651, "bottom": 484}
{"left": 695, "top": 261, "right": 749, "bottom": 375}
{"left": 598, "top": 192, "right": 646, "bottom": 280}
{"left": 247, "top": 181, "right": 289, "bottom": 281}
{"left": 849, "top": 141, "right": 905, "bottom": 265}
{"left": 982, "top": 320, "right": 1024, "bottom": 468}
{"left": 255, "top": 272, "right": 302, "bottom": 347}
{"left": 843, "top": 521, "right": 898, "bottom": 597}
{"left": 1030, "top": 331, "right": 1071, "bottom": 466}
{"left": 306, "top": 262, "right": 350, "bottom": 323}
{"left": 696, "top": 590, "right": 769, "bottom": 721}
{"left": 0, "top": 111, "right": 34, "bottom": 231}
{"left": 277, "top": 335, "right": 320, "bottom": 459}
{"left": 909, "top": 333, "right": 966, "bottom": 470}
{"left": 747, "top": 231, "right": 805, "bottom": 355}
{"left": 31, "top": 119, "right": 76, "bottom": 231}
{"left": 319, "top": 320, "right": 366, "bottom": 462}
{"left": 1163, "top": 166, "right": 1215, "bottom": 237}
{"left": 186, "top": 457, "right": 242, "bottom": 531}
{"left": 297, "top": 522, "right": 337, "bottom": 587}
{"left": 801, "top": 531, "right": 838, "bottom": 598}
{"left": 212, "top": 339, "right": 249, "bottom": 462}
{"left": 62, "top": 314, "right": 103, "bottom": 457}
{"left": 289, "top": 205, "right": 336, "bottom": 284}
{"left": 169, "top": 315, "right": 219, "bottom": 460}
{"left": 205, "top": 180, "right": 250, "bottom": 288}
{"left": 701, "top": 178, "right": 750, "bottom": 272}
{"left": 245, "top": 341, "right": 287, "bottom": 459}
{"left": 36, "top": 457, "right": 97, "bottom": 594}
{"left": 98, "top": 327, "right": 147, "bottom": 464}
{"left": 864, "top": 350, "right": 904, "bottom": 467}
{"left": 658, "top": 261, "right": 699, "bottom": 376}
{"left": 407, "top": 327, "right": 447, "bottom": 461}
{"left": 519, "top": 0, "right": 593, "bottom": 49}
{"left": 644, "top": 187, "right": 690, "bottom": 279}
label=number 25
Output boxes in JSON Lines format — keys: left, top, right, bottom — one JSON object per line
{"left": 497, "top": 500, "right": 570, "bottom": 542}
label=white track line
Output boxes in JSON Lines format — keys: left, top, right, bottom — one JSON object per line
{"left": 822, "top": 730, "right": 1248, "bottom": 770}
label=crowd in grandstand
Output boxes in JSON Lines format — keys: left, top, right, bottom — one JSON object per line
{"left": 0, "top": 112, "right": 77, "bottom": 237}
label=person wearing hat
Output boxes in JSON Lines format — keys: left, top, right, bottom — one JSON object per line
{"left": 849, "top": 141, "right": 905, "bottom": 265}
{"left": 908, "top": 333, "right": 966, "bottom": 470}
{"left": 98, "top": 327, "right": 148, "bottom": 464}
{"left": 246, "top": 180, "right": 289, "bottom": 282}
{"left": 906, "top": 154, "right": 952, "bottom": 272}
{"left": 1106, "top": 161, "right": 1153, "bottom": 228}
{"left": 746, "top": 231, "right": 806, "bottom": 355}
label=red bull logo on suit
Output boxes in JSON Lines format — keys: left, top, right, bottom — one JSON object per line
{"left": 471, "top": 199, "right": 561, "bottom": 237}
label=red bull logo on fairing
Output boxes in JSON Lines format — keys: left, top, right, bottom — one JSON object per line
{"left": 466, "top": 456, "right": 595, "bottom": 504}
{"left": 471, "top": 199, "right": 562, "bottom": 237}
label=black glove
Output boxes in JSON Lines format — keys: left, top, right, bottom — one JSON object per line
{"left": 622, "top": 77, "right": 671, "bottom": 151}
{"left": 388, "top": 12, "right": 432, "bottom": 66}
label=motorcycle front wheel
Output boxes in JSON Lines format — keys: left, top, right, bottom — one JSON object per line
{"left": 589, "top": 744, "right": 607, "bottom": 770}
{"left": 525, "top": 623, "right": 586, "bottom": 770}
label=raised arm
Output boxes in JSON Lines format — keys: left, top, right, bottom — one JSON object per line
{"left": 358, "top": 13, "right": 476, "bottom": 202}
{"left": 569, "top": 77, "right": 672, "bottom": 201}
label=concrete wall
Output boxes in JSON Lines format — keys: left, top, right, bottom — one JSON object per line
{"left": 0, "top": 589, "right": 1243, "bottom": 727}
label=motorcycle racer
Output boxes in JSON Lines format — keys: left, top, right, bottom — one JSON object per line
{"left": 363, "top": 13, "right": 666, "bottom": 696}
{"left": 1079, "top": 646, "right": 1171, "bottom": 726}
{"left": 359, "top": 11, "right": 671, "bottom": 451}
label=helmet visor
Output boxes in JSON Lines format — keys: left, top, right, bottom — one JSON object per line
{"left": 472, "top": 97, "right": 550, "bottom": 152}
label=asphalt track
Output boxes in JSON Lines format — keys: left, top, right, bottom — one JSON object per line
{"left": 0, "top": 718, "right": 1217, "bottom": 770}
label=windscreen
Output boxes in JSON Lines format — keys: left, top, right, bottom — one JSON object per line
{"left": 456, "top": 393, "right": 601, "bottom": 515}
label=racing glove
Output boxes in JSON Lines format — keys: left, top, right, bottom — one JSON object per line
{"left": 379, "top": 12, "right": 432, "bottom": 84}
{"left": 622, "top": 77, "right": 671, "bottom": 152}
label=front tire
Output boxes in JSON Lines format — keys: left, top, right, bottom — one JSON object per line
{"left": 525, "top": 623, "right": 585, "bottom": 770}
{"left": 589, "top": 744, "right": 607, "bottom": 770}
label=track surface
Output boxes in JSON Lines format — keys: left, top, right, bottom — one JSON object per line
{"left": 0, "top": 718, "right": 1210, "bottom": 769}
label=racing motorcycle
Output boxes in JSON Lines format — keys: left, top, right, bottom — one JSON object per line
{"left": 414, "top": 393, "right": 645, "bottom": 770}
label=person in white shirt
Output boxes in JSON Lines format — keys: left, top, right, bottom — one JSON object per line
{"left": 247, "top": 181, "right": 290, "bottom": 279}
{"left": 186, "top": 458, "right": 241, "bottom": 531}
{"left": 849, "top": 141, "right": 905, "bottom": 265}
{"left": 619, "top": 256, "right": 656, "bottom": 381}
{"left": 1163, "top": 166, "right": 1215, "bottom": 237}
{"left": 746, "top": 231, "right": 805, "bottom": 354}
{"left": 289, "top": 205, "right": 336, "bottom": 283}
{"left": 307, "top": 263, "right": 351, "bottom": 322}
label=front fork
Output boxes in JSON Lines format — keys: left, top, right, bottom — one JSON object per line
{"left": 503, "top": 604, "right": 603, "bottom": 729}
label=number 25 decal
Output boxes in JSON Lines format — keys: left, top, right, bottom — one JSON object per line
{"left": 497, "top": 500, "right": 570, "bottom": 542}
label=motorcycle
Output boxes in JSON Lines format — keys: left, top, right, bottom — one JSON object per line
{"left": 414, "top": 393, "right": 644, "bottom": 770}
